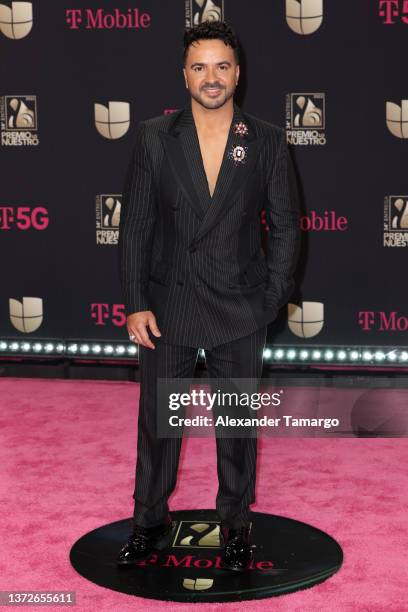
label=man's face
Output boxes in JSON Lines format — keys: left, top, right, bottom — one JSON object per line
{"left": 183, "top": 39, "right": 239, "bottom": 110}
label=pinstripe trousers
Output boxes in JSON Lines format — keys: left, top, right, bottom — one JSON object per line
{"left": 132, "top": 324, "right": 268, "bottom": 530}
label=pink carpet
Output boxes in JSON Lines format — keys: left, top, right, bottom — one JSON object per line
{"left": 0, "top": 377, "right": 407, "bottom": 611}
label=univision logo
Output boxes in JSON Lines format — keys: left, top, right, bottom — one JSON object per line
{"left": 386, "top": 100, "right": 408, "bottom": 138}
{"left": 9, "top": 296, "right": 43, "bottom": 332}
{"left": 94, "top": 101, "right": 130, "bottom": 139}
{"left": 288, "top": 301, "right": 324, "bottom": 338}
{"left": 0, "top": 1, "right": 32, "bottom": 39}
{"left": 286, "top": 0, "right": 323, "bottom": 35}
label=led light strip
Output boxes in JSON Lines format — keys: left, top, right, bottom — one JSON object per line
{"left": 265, "top": 347, "right": 408, "bottom": 365}
{"left": 1, "top": 340, "right": 408, "bottom": 367}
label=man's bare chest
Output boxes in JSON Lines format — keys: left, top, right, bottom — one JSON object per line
{"left": 196, "top": 130, "right": 229, "bottom": 198}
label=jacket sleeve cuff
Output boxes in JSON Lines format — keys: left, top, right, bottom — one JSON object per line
{"left": 123, "top": 284, "right": 151, "bottom": 316}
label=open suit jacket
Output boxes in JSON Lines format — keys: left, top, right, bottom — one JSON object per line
{"left": 118, "top": 101, "right": 301, "bottom": 350}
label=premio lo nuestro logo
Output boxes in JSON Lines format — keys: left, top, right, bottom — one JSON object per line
{"left": 286, "top": 0, "right": 323, "bottom": 35}
{"left": 96, "top": 194, "right": 121, "bottom": 245}
{"left": 0, "top": 1, "right": 32, "bottom": 39}
{"left": 288, "top": 301, "right": 324, "bottom": 338}
{"left": 386, "top": 100, "right": 408, "bottom": 138}
{"left": 286, "top": 93, "right": 326, "bottom": 145}
{"left": 94, "top": 101, "right": 130, "bottom": 139}
{"left": 0, "top": 95, "right": 39, "bottom": 146}
{"left": 185, "top": 0, "right": 223, "bottom": 28}
{"left": 384, "top": 196, "right": 408, "bottom": 247}
{"left": 9, "top": 296, "right": 43, "bottom": 333}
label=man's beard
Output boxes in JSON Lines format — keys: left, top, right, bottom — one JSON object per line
{"left": 189, "top": 83, "right": 236, "bottom": 110}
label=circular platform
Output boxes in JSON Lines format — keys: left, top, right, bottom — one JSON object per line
{"left": 70, "top": 509, "right": 343, "bottom": 602}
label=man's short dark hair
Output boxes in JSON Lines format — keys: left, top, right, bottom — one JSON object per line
{"left": 183, "top": 20, "right": 240, "bottom": 66}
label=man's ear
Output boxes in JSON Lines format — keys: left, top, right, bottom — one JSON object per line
{"left": 183, "top": 67, "right": 188, "bottom": 88}
{"left": 236, "top": 64, "right": 240, "bottom": 84}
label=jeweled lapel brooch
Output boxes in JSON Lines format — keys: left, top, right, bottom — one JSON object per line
{"left": 228, "top": 144, "right": 248, "bottom": 165}
{"left": 228, "top": 121, "right": 249, "bottom": 164}
{"left": 233, "top": 121, "right": 249, "bottom": 137}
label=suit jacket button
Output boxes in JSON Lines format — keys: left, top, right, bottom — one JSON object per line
{"left": 177, "top": 280, "right": 184, "bottom": 286}
{"left": 189, "top": 246, "right": 197, "bottom": 253}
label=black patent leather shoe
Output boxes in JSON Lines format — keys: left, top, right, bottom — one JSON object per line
{"left": 219, "top": 523, "right": 254, "bottom": 571}
{"left": 116, "top": 516, "right": 175, "bottom": 566}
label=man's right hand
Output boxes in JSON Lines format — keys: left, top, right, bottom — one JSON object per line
{"left": 127, "top": 311, "right": 162, "bottom": 349}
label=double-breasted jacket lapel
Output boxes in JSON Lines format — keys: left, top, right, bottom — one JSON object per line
{"left": 158, "top": 101, "right": 265, "bottom": 246}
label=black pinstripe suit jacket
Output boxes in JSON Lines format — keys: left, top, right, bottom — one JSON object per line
{"left": 118, "top": 101, "right": 301, "bottom": 350}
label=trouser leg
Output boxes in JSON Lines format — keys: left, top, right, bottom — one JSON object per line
{"left": 132, "top": 337, "right": 199, "bottom": 528}
{"left": 205, "top": 326, "right": 267, "bottom": 529}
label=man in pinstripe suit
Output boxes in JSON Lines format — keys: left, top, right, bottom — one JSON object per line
{"left": 116, "top": 20, "right": 301, "bottom": 571}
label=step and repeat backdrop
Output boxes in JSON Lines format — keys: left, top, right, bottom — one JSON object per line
{"left": 1, "top": 1, "right": 407, "bottom": 352}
